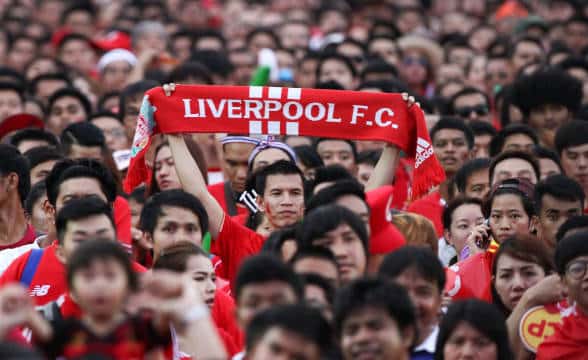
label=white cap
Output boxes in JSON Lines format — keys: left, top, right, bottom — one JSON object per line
{"left": 97, "top": 49, "right": 138, "bottom": 72}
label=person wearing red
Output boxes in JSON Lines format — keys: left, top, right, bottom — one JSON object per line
{"left": 0, "top": 145, "right": 35, "bottom": 251}
{"left": 408, "top": 117, "right": 474, "bottom": 236}
{"left": 537, "top": 231, "right": 588, "bottom": 359}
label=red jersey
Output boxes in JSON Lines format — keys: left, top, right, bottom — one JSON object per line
{"left": 114, "top": 196, "right": 132, "bottom": 248}
{"left": 208, "top": 181, "right": 249, "bottom": 217}
{"left": 0, "top": 243, "right": 146, "bottom": 306}
{"left": 537, "top": 306, "right": 588, "bottom": 360}
{"left": 407, "top": 190, "right": 445, "bottom": 237}
{"left": 0, "top": 224, "right": 36, "bottom": 251}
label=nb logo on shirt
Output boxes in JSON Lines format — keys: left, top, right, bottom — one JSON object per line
{"left": 30, "top": 285, "right": 50, "bottom": 297}
{"left": 415, "top": 137, "right": 434, "bottom": 169}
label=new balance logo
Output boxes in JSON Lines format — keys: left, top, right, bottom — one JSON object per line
{"left": 30, "top": 285, "right": 50, "bottom": 297}
{"left": 415, "top": 137, "right": 434, "bottom": 168}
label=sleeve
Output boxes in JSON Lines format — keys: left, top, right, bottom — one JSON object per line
{"left": 113, "top": 196, "right": 132, "bottom": 250}
{"left": 0, "top": 250, "right": 30, "bottom": 287}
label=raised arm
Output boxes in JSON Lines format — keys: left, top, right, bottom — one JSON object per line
{"left": 167, "top": 134, "right": 225, "bottom": 238}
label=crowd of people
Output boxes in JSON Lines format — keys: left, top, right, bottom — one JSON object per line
{"left": 0, "top": 0, "right": 588, "bottom": 359}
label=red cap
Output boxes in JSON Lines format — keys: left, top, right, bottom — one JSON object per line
{"left": 93, "top": 31, "right": 132, "bottom": 51}
{"left": 0, "top": 113, "right": 44, "bottom": 140}
{"left": 366, "top": 186, "right": 406, "bottom": 255}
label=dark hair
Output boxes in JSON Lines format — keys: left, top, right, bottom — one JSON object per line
{"left": 301, "top": 272, "right": 336, "bottom": 307}
{"left": 484, "top": 178, "right": 536, "bottom": 218}
{"left": 334, "top": 278, "right": 416, "bottom": 342}
{"left": 28, "top": 73, "right": 71, "bottom": 97}
{"left": 357, "top": 79, "right": 409, "bottom": 93}
{"left": 442, "top": 197, "right": 483, "bottom": 232}
{"left": 139, "top": 189, "right": 208, "bottom": 236}
{"left": 67, "top": 239, "right": 138, "bottom": 293}
{"left": 379, "top": 246, "right": 446, "bottom": 293}
{"left": 9, "top": 129, "right": 60, "bottom": 150}
{"left": 469, "top": 120, "right": 497, "bottom": 137}
{"left": 45, "top": 158, "right": 117, "bottom": 206}
{"left": 119, "top": 80, "right": 159, "bottom": 119}
{"left": 56, "top": 33, "right": 93, "bottom": 53}
{"left": 509, "top": 36, "right": 543, "bottom": 58}
{"left": 534, "top": 175, "right": 585, "bottom": 214}
{"left": 60, "top": 2, "right": 96, "bottom": 24}
{"left": 234, "top": 254, "right": 303, "bottom": 301}
{"left": 492, "top": 234, "right": 553, "bottom": 278}
{"left": 435, "top": 299, "right": 512, "bottom": 360}
{"left": 453, "top": 158, "right": 490, "bottom": 194}
{"left": 316, "top": 53, "right": 358, "bottom": 79}
{"left": 55, "top": 196, "right": 115, "bottom": 244}
{"left": 489, "top": 150, "right": 541, "bottom": 185}
{"left": 556, "top": 216, "right": 588, "bottom": 243}
{"left": 0, "top": 342, "right": 43, "bottom": 359}
{"left": 188, "top": 50, "right": 234, "bottom": 80}
{"left": 360, "top": 59, "right": 399, "bottom": 81}
{"left": 261, "top": 226, "right": 297, "bottom": 256}
{"left": 430, "top": 117, "right": 474, "bottom": 149}
{"left": 96, "top": 92, "right": 121, "bottom": 112}
{"left": 0, "top": 81, "right": 25, "bottom": 104}
{"left": 153, "top": 241, "right": 209, "bottom": 272}
{"left": 306, "top": 179, "right": 366, "bottom": 214}
{"left": 0, "top": 144, "right": 30, "bottom": 203}
{"left": 315, "top": 138, "right": 358, "bottom": 160}
{"left": 555, "top": 231, "right": 588, "bottom": 275}
{"left": 88, "top": 110, "right": 122, "bottom": 124}
{"left": 298, "top": 204, "right": 368, "bottom": 254}
{"left": 312, "top": 165, "right": 354, "bottom": 192}
{"left": 357, "top": 149, "right": 382, "bottom": 167}
{"left": 489, "top": 124, "right": 539, "bottom": 157}
{"left": 448, "top": 87, "right": 490, "bottom": 114}
{"left": 166, "top": 61, "right": 213, "bottom": 84}
{"left": 24, "top": 181, "right": 46, "bottom": 216}
{"left": 554, "top": 120, "right": 588, "bottom": 156}
{"left": 253, "top": 160, "right": 305, "bottom": 197}
{"left": 129, "top": 185, "right": 146, "bottom": 205}
{"left": 60, "top": 122, "right": 106, "bottom": 155}
{"left": 0, "top": 67, "right": 25, "bottom": 87}
{"left": 246, "top": 304, "right": 332, "bottom": 355}
{"left": 512, "top": 68, "right": 582, "bottom": 117}
{"left": 293, "top": 145, "right": 323, "bottom": 170}
{"left": 245, "top": 27, "right": 280, "bottom": 49}
{"left": 290, "top": 246, "right": 339, "bottom": 273}
{"left": 47, "top": 87, "right": 92, "bottom": 118}
{"left": 533, "top": 146, "right": 563, "bottom": 173}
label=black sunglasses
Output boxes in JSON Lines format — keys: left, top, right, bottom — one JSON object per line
{"left": 455, "top": 104, "right": 489, "bottom": 118}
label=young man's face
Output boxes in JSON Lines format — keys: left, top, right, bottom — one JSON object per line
{"left": 293, "top": 257, "right": 340, "bottom": 288}
{"left": 390, "top": 267, "right": 442, "bottom": 345}
{"left": 464, "top": 169, "right": 490, "bottom": 200}
{"left": 453, "top": 93, "right": 490, "bottom": 123}
{"left": 312, "top": 223, "right": 366, "bottom": 284}
{"left": 341, "top": 306, "right": 413, "bottom": 360}
{"left": 562, "top": 255, "right": 588, "bottom": 315}
{"left": 561, "top": 143, "right": 588, "bottom": 197}
{"left": 316, "top": 140, "right": 357, "bottom": 176}
{"left": 538, "top": 195, "right": 583, "bottom": 250}
{"left": 150, "top": 205, "right": 202, "bottom": 259}
{"left": 91, "top": 116, "right": 130, "bottom": 151}
{"left": 258, "top": 174, "right": 304, "bottom": 229}
{"left": 0, "top": 89, "right": 23, "bottom": 122}
{"left": 58, "top": 214, "right": 116, "bottom": 263}
{"left": 528, "top": 104, "right": 571, "bottom": 148}
{"left": 502, "top": 133, "right": 535, "bottom": 154}
{"left": 55, "top": 178, "right": 108, "bottom": 212}
{"left": 249, "top": 327, "right": 321, "bottom": 360}
{"left": 30, "top": 160, "right": 58, "bottom": 186}
{"left": 473, "top": 134, "right": 492, "bottom": 159}
{"left": 223, "top": 142, "right": 256, "bottom": 193}
{"left": 318, "top": 59, "right": 356, "bottom": 90}
{"left": 485, "top": 58, "right": 512, "bottom": 93}
{"left": 512, "top": 41, "right": 543, "bottom": 73}
{"left": 47, "top": 96, "right": 87, "bottom": 135}
{"left": 433, "top": 129, "right": 471, "bottom": 177}
{"left": 491, "top": 158, "right": 538, "bottom": 186}
{"left": 237, "top": 281, "right": 298, "bottom": 330}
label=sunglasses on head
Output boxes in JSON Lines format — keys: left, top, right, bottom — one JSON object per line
{"left": 402, "top": 56, "right": 428, "bottom": 66}
{"left": 455, "top": 104, "right": 489, "bottom": 117}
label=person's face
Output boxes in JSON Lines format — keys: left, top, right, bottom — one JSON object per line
{"left": 443, "top": 321, "right": 498, "bottom": 360}
{"left": 25, "top": 58, "right": 59, "bottom": 80}
{"left": 0, "top": 89, "right": 23, "bottom": 122}
{"left": 437, "top": 64, "right": 465, "bottom": 85}
{"left": 368, "top": 39, "right": 400, "bottom": 66}
{"left": 318, "top": 59, "right": 356, "bottom": 90}
{"left": 494, "top": 254, "right": 546, "bottom": 311}
{"left": 312, "top": 223, "right": 366, "bottom": 284}
{"left": 491, "top": 158, "right": 538, "bottom": 185}
{"left": 71, "top": 258, "right": 129, "bottom": 319}
{"left": 565, "top": 22, "right": 588, "bottom": 52}
{"left": 280, "top": 23, "right": 310, "bottom": 51}
{"left": 561, "top": 144, "right": 588, "bottom": 196}
{"left": 528, "top": 104, "right": 571, "bottom": 148}
{"left": 433, "top": 129, "right": 471, "bottom": 177}
{"left": 171, "top": 36, "right": 192, "bottom": 62}
{"left": 30, "top": 160, "right": 58, "bottom": 185}
{"left": 123, "top": 95, "right": 143, "bottom": 142}
{"left": 445, "top": 204, "right": 484, "bottom": 255}
{"left": 59, "top": 214, "right": 116, "bottom": 262}
{"left": 392, "top": 267, "right": 442, "bottom": 344}
{"left": 31, "top": 195, "right": 48, "bottom": 233}
{"left": 305, "top": 283, "right": 332, "bottom": 321}
{"left": 249, "top": 327, "right": 321, "bottom": 360}
{"left": 401, "top": 49, "right": 429, "bottom": 86}
{"left": 562, "top": 255, "right": 588, "bottom": 315}
{"left": 341, "top": 306, "right": 413, "bottom": 360}
{"left": 469, "top": 27, "right": 496, "bottom": 53}
{"left": 296, "top": 58, "right": 318, "bottom": 89}
{"left": 502, "top": 133, "right": 535, "bottom": 154}
{"left": 223, "top": 142, "right": 256, "bottom": 193}
{"left": 68, "top": 145, "right": 103, "bottom": 161}
{"left": 101, "top": 61, "right": 133, "bottom": 93}
{"left": 473, "top": 134, "right": 492, "bottom": 159}
{"left": 316, "top": 140, "right": 357, "bottom": 176}
{"left": 229, "top": 51, "right": 256, "bottom": 85}
{"left": 448, "top": 47, "right": 474, "bottom": 69}
{"left": 249, "top": 33, "right": 277, "bottom": 55}
{"left": 258, "top": 174, "right": 305, "bottom": 229}
{"left": 237, "top": 281, "right": 298, "bottom": 330}
{"left": 35, "top": 79, "right": 69, "bottom": 103}
{"left": 151, "top": 206, "right": 202, "bottom": 259}
{"left": 335, "top": 195, "right": 371, "bottom": 235}
{"left": 63, "top": 10, "right": 94, "bottom": 36}
{"left": 489, "top": 194, "right": 531, "bottom": 243}
{"left": 464, "top": 169, "right": 490, "bottom": 200}
{"left": 55, "top": 178, "right": 108, "bottom": 212}
{"left": 337, "top": 44, "right": 365, "bottom": 72}
{"left": 485, "top": 59, "right": 512, "bottom": 93}
{"left": 251, "top": 148, "right": 291, "bottom": 173}
{"left": 154, "top": 145, "right": 182, "bottom": 191}
{"left": 538, "top": 195, "right": 583, "bottom": 250}
{"left": 453, "top": 93, "right": 490, "bottom": 123}
{"left": 538, "top": 158, "right": 561, "bottom": 180}
{"left": 47, "top": 96, "right": 87, "bottom": 135}
{"left": 186, "top": 254, "right": 216, "bottom": 309}
{"left": 512, "top": 41, "right": 543, "bottom": 73}
{"left": 293, "top": 257, "right": 339, "bottom": 288}
{"left": 357, "top": 163, "right": 374, "bottom": 187}
{"left": 59, "top": 39, "right": 96, "bottom": 73}
{"left": 91, "top": 116, "right": 130, "bottom": 151}
{"left": 134, "top": 31, "right": 167, "bottom": 54}
{"left": 7, "top": 38, "right": 37, "bottom": 71}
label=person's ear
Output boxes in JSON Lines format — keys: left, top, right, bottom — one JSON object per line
{"left": 443, "top": 229, "right": 452, "bottom": 245}
{"left": 401, "top": 325, "right": 417, "bottom": 352}
{"left": 43, "top": 200, "right": 56, "bottom": 225}
{"left": 142, "top": 232, "right": 154, "bottom": 250}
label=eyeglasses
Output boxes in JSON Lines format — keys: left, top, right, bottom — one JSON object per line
{"left": 402, "top": 56, "right": 428, "bottom": 66}
{"left": 455, "top": 104, "right": 489, "bottom": 118}
{"left": 566, "top": 260, "right": 588, "bottom": 280}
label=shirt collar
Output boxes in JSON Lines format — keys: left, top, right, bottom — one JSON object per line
{"left": 414, "top": 325, "right": 439, "bottom": 354}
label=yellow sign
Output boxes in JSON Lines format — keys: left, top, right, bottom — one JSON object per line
{"left": 519, "top": 305, "right": 562, "bottom": 353}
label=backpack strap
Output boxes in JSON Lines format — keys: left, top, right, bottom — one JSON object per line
{"left": 20, "top": 248, "right": 44, "bottom": 287}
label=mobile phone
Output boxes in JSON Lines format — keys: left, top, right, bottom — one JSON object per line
{"left": 475, "top": 219, "right": 492, "bottom": 250}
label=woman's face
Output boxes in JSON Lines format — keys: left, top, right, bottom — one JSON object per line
{"left": 494, "top": 253, "right": 546, "bottom": 311}
{"left": 154, "top": 145, "right": 182, "bottom": 191}
{"left": 443, "top": 321, "right": 498, "bottom": 360}
{"left": 446, "top": 203, "right": 485, "bottom": 255}
{"left": 489, "top": 194, "right": 531, "bottom": 243}
{"left": 186, "top": 255, "right": 216, "bottom": 309}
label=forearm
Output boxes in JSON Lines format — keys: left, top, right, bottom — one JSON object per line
{"left": 506, "top": 293, "right": 536, "bottom": 358}
{"left": 175, "top": 307, "right": 228, "bottom": 360}
{"left": 365, "top": 144, "right": 400, "bottom": 191}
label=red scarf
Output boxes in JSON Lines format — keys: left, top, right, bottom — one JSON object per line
{"left": 124, "top": 85, "right": 445, "bottom": 198}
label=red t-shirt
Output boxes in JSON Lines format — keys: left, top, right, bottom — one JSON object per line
{"left": 0, "top": 243, "right": 146, "bottom": 306}
{"left": 212, "top": 216, "right": 264, "bottom": 285}
{"left": 0, "top": 224, "right": 36, "bottom": 251}
{"left": 114, "top": 196, "right": 132, "bottom": 248}
{"left": 407, "top": 190, "right": 445, "bottom": 237}
{"left": 208, "top": 182, "right": 249, "bottom": 217}
{"left": 212, "top": 289, "right": 243, "bottom": 350}
{"left": 537, "top": 306, "right": 588, "bottom": 360}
